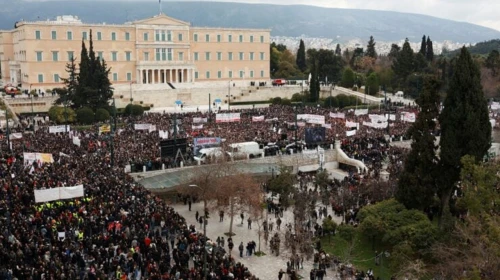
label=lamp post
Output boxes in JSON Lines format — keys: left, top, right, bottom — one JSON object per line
{"left": 227, "top": 80, "right": 232, "bottom": 110}
{"left": 129, "top": 82, "right": 135, "bottom": 105}
{"left": 189, "top": 184, "right": 208, "bottom": 279}
{"left": 109, "top": 95, "right": 116, "bottom": 167}
{"left": 5, "top": 109, "right": 10, "bottom": 151}
{"left": 329, "top": 83, "right": 336, "bottom": 108}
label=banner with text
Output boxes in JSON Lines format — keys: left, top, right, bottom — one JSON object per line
{"left": 216, "top": 113, "right": 241, "bottom": 123}
{"left": 346, "top": 130, "right": 357, "bottom": 137}
{"left": 23, "top": 152, "right": 54, "bottom": 165}
{"left": 346, "top": 121, "right": 359, "bottom": 128}
{"left": 355, "top": 109, "right": 369, "bottom": 116}
{"left": 34, "top": 185, "right": 84, "bottom": 203}
{"left": 134, "top": 123, "right": 152, "bottom": 130}
{"left": 401, "top": 112, "right": 416, "bottom": 123}
{"left": 192, "top": 124, "right": 204, "bottom": 130}
{"left": 99, "top": 125, "right": 111, "bottom": 134}
{"left": 252, "top": 116, "right": 265, "bottom": 122}
{"left": 363, "top": 121, "right": 388, "bottom": 129}
{"left": 159, "top": 130, "right": 169, "bottom": 139}
{"left": 297, "top": 114, "right": 325, "bottom": 124}
{"left": 193, "top": 117, "right": 208, "bottom": 124}
{"left": 329, "top": 112, "right": 345, "bottom": 119}
{"left": 194, "top": 137, "right": 222, "bottom": 147}
{"left": 49, "top": 125, "right": 71, "bottom": 133}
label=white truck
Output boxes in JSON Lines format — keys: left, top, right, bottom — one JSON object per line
{"left": 226, "top": 141, "right": 264, "bottom": 160}
{"left": 193, "top": 147, "right": 225, "bottom": 163}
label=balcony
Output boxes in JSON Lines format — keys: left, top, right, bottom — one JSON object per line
{"left": 136, "top": 60, "right": 195, "bottom": 68}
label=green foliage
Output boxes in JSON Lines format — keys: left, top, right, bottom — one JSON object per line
{"left": 333, "top": 94, "right": 360, "bottom": 108}
{"left": 341, "top": 67, "right": 355, "bottom": 88}
{"left": 296, "top": 39, "right": 307, "bottom": 72}
{"left": 445, "top": 39, "right": 500, "bottom": 57}
{"left": 438, "top": 46, "right": 492, "bottom": 221}
{"left": 365, "top": 72, "right": 379, "bottom": 95}
{"left": 306, "top": 48, "right": 343, "bottom": 83}
{"left": 268, "top": 166, "right": 295, "bottom": 207}
{"left": 419, "top": 35, "right": 427, "bottom": 56}
{"left": 426, "top": 37, "right": 434, "bottom": 61}
{"left": 357, "top": 199, "right": 438, "bottom": 251}
{"left": 48, "top": 106, "right": 76, "bottom": 124}
{"left": 350, "top": 47, "right": 364, "bottom": 69}
{"left": 309, "top": 62, "right": 320, "bottom": 102}
{"left": 366, "top": 36, "right": 377, "bottom": 58}
{"left": 95, "top": 108, "right": 110, "bottom": 122}
{"left": 291, "top": 92, "right": 308, "bottom": 103}
{"left": 323, "top": 96, "right": 337, "bottom": 108}
{"left": 392, "top": 38, "right": 415, "bottom": 82}
{"left": 124, "top": 104, "right": 145, "bottom": 116}
{"left": 485, "top": 50, "right": 500, "bottom": 76}
{"left": 388, "top": 43, "right": 400, "bottom": 60}
{"left": 396, "top": 77, "right": 440, "bottom": 210}
{"left": 335, "top": 44, "right": 342, "bottom": 56}
{"left": 337, "top": 224, "right": 356, "bottom": 243}
{"left": 76, "top": 106, "right": 95, "bottom": 124}
{"left": 322, "top": 217, "right": 337, "bottom": 235}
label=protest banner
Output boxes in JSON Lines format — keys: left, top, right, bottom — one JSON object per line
{"left": 346, "top": 130, "right": 357, "bottom": 137}
{"left": 355, "top": 109, "right": 368, "bottom": 115}
{"left": 23, "top": 152, "right": 54, "bottom": 165}
{"left": 134, "top": 124, "right": 152, "bottom": 130}
{"left": 192, "top": 124, "right": 203, "bottom": 130}
{"left": 252, "top": 116, "right": 265, "bottom": 122}
{"left": 346, "top": 121, "right": 358, "bottom": 128}
{"left": 99, "top": 125, "right": 110, "bottom": 134}
{"left": 193, "top": 117, "right": 208, "bottom": 123}
{"left": 216, "top": 113, "right": 241, "bottom": 123}
{"left": 34, "top": 185, "right": 84, "bottom": 203}
{"left": 329, "top": 112, "right": 345, "bottom": 119}
{"left": 297, "top": 114, "right": 325, "bottom": 124}
{"left": 49, "top": 125, "right": 71, "bottom": 133}
{"left": 72, "top": 137, "right": 81, "bottom": 147}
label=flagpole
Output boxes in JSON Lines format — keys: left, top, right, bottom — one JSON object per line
{"left": 159, "top": 0, "right": 162, "bottom": 15}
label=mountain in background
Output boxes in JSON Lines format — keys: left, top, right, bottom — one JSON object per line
{"left": 444, "top": 39, "right": 500, "bottom": 57}
{"left": 1, "top": 0, "right": 499, "bottom": 43}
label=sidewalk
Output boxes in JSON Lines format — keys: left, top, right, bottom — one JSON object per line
{"left": 172, "top": 195, "right": 342, "bottom": 280}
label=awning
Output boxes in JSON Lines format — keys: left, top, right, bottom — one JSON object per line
{"left": 175, "top": 100, "right": 182, "bottom": 105}
{"left": 214, "top": 98, "right": 222, "bottom": 103}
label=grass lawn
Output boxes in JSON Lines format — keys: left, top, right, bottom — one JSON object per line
{"left": 321, "top": 231, "right": 394, "bottom": 280}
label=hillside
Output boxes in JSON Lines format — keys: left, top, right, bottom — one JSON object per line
{"left": 0, "top": 0, "right": 499, "bottom": 43}
{"left": 445, "top": 39, "right": 500, "bottom": 57}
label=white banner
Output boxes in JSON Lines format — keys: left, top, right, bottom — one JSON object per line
{"left": 216, "top": 113, "right": 241, "bottom": 123}
{"left": 322, "top": 123, "right": 332, "bottom": 129}
{"left": 297, "top": 114, "right": 325, "bottom": 124}
{"left": 401, "top": 112, "right": 416, "bottom": 123}
{"left": 329, "top": 112, "right": 345, "bottom": 119}
{"left": 9, "top": 133, "right": 23, "bottom": 140}
{"left": 252, "top": 116, "right": 265, "bottom": 122}
{"left": 369, "top": 114, "right": 387, "bottom": 123}
{"left": 490, "top": 119, "right": 496, "bottom": 128}
{"left": 34, "top": 185, "right": 84, "bottom": 203}
{"left": 159, "top": 130, "right": 169, "bottom": 139}
{"left": 193, "top": 117, "right": 208, "bottom": 123}
{"left": 385, "top": 114, "right": 396, "bottom": 121}
{"left": 265, "top": 118, "right": 279, "bottom": 123}
{"left": 346, "top": 121, "right": 358, "bottom": 128}
{"left": 134, "top": 123, "right": 152, "bottom": 130}
{"left": 72, "top": 137, "right": 81, "bottom": 147}
{"left": 346, "top": 130, "right": 357, "bottom": 137}
{"left": 363, "top": 121, "right": 388, "bottom": 129}
{"left": 23, "top": 153, "right": 54, "bottom": 165}
{"left": 302, "top": 150, "right": 318, "bottom": 159}
{"left": 297, "top": 122, "right": 306, "bottom": 127}
{"left": 49, "top": 125, "right": 71, "bottom": 133}
{"left": 148, "top": 125, "right": 157, "bottom": 133}
{"left": 192, "top": 124, "right": 204, "bottom": 130}
{"left": 355, "top": 109, "right": 368, "bottom": 116}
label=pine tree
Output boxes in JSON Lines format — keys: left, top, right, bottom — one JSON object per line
{"left": 58, "top": 57, "right": 78, "bottom": 105}
{"left": 366, "top": 36, "right": 377, "bottom": 58}
{"left": 485, "top": 50, "right": 500, "bottom": 76}
{"left": 392, "top": 38, "right": 414, "bottom": 81}
{"left": 396, "top": 76, "right": 440, "bottom": 210}
{"left": 388, "top": 44, "right": 400, "bottom": 60}
{"left": 335, "top": 44, "right": 342, "bottom": 56}
{"left": 437, "top": 46, "right": 491, "bottom": 224}
{"left": 296, "top": 39, "right": 307, "bottom": 72}
{"left": 426, "top": 37, "right": 434, "bottom": 61}
{"left": 419, "top": 35, "right": 427, "bottom": 56}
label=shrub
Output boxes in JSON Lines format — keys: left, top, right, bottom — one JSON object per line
{"left": 76, "top": 107, "right": 95, "bottom": 124}
{"left": 48, "top": 106, "right": 76, "bottom": 124}
{"left": 95, "top": 108, "right": 110, "bottom": 122}
{"left": 125, "top": 104, "right": 144, "bottom": 116}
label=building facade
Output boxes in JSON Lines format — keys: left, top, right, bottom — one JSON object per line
{"left": 0, "top": 14, "right": 270, "bottom": 90}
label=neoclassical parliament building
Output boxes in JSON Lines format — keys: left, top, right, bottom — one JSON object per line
{"left": 0, "top": 14, "right": 270, "bottom": 90}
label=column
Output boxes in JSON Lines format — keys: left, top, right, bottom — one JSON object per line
{"left": 145, "top": 69, "right": 149, "bottom": 84}
{"left": 187, "top": 69, "right": 191, "bottom": 83}
{"left": 173, "top": 68, "right": 177, "bottom": 83}
{"left": 169, "top": 69, "right": 173, "bottom": 83}
{"left": 179, "top": 69, "right": 183, "bottom": 83}
{"left": 163, "top": 69, "right": 167, "bottom": 84}
{"left": 153, "top": 69, "right": 157, "bottom": 84}
{"left": 138, "top": 70, "right": 142, "bottom": 84}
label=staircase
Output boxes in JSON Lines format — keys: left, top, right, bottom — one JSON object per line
{"left": 167, "top": 82, "right": 176, "bottom": 89}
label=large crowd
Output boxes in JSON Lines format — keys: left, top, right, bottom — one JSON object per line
{"left": 0, "top": 103, "right": 421, "bottom": 280}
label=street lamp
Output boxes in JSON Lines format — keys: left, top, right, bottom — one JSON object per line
{"left": 189, "top": 184, "right": 208, "bottom": 279}
{"left": 129, "top": 82, "right": 135, "bottom": 104}
{"left": 227, "top": 80, "right": 233, "bottom": 110}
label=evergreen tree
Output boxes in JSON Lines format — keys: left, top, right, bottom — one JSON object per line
{"left": 58, "top": 57, "right": 78, "bottom": 105}
{"left": 419, "top": 35, "right": 427, "bottom": 56}
{"left": 437, "top": 47, "right": 491, "bottom": 223}
{"left": 426, "top": 37, "right": 434, "bottom": 61}
{"left": 335, "top": 44, "right": 342, "bottom": 56}
{"left": 366, "top": 36, "right": 377, "bottom": 58}
{"left": 388, "top": 44, "right": 400, "bottom": 60}
{"left": 365, "top": 72, "right": 379, "bottom": 95}
{"left": 309, "top": 61, "right": 320, "bottom": 102}
{"left": 485, "top": 50, "right": 500, "bottom": 76}
{"left": 396, "top": 77, "right": 440, "bottom": 210}
{"left": 392, "top": 38, "right": 414, "bottom": 81}
{"left": 340, "top": 67, "right": 355, "bottom": 88}
{"left": 296, "top": 39, "right": 307, "bottom": 72}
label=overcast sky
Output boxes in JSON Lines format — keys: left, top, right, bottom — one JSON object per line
{"left": 31, "top": 0, "right": 500, "bottom": 31}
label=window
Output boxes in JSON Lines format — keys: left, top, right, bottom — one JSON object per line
{"left": 194, "top": 72, "right": 199, "bottom": 79}
{"left": 217, "top": 52, "right": 222, "bottom": 61}
{"left": 178, "top": 52, "right": 184, "bottom": 61}
{"left": 125, "top": 32, "right": 130, "bottom": 41}
{"left": 144, "top": 52, "right": 149, "bottom": 61}
{"left": 156, "top": 49, "right": 160, "bottom": 61}
{"left": 111, "top": 32, "right": 116, "bottom": 41}
{"left": 113, "top": 73, "right": 118, "bottom": 81}
{"left": 260, "top": 70, "right": 264, "bottom": 77}
{"left": 155, "top": 30, "right": 160, "bottom": 41}
{"left": 36, "top": 51, "right": 43, "bottom": 62}
{"left": 205, "top": 34, "right": 210, "bottom": 42}
{"left": 228, "top": 34, "right": 232, "bottom": 42}
{"left": 82, "top": 31, "right": 87, "bottom": 40}
{"left": 205, "top": 52, "right": 210, "bottom": 61}
{"left": 228, "top": 70, "right": 233, "bottom": 78}
{"left": 167, "top": 48, "right": 172, "bottom": 61}
{"left": 112, "top": 52, "right": 117, "bottom": 61}
{"left": 52, "top": 51, "right": 58, "bottom": 62}
{"left": 217, "top": 34, "right": 221, "bottom": 42}
{"left": 38, "top": 74, "right": 44, "bottom": 83}
{"left": 97, "top": 52, "right": 103, "bottom": 61}
{"left": 250, "top": 52, "right": 254, "bottom": 60}
{"left": 239, "top": 71, "right": 244, "bottom": 78}
{"left": 143, "top": 32, "right": 149, "bottom": 41}
{"left": 35, "top": 30, "right": 41, "bottom": 40}
{"left": 250, "top": 70, "right": 254, "bottom": 78}
{"left": 126, "top": 72, "right": 132, "bottom": 81}
{"left": 67, "top": 31, "right": 72, "bottom": 40}
{"left": 217, "top": 71, "right": 222, "bottom": 79}
{"left": 239, "top": 35, "right": 243, "bottom": 42}
{"left": 51, "top": 31, "right": 57, "bottom": 40}
{"left": 260, "top": 35, "right": 264, "bottom": 43}
{"left": 228, "top": 52, "right": 233, "bottom": 61}
{"left": 260, "top": 52, "right": 265, "bottom": 60}
{"left": 161, "top": 31, "right": 166, "bottom": 41}
{"left": 239, "top": 52, "right": 244, "bottom": 60}
{"left": 178, "top": 33, "right": 183, "bottom": 42}
{"left": 54, "top": 74, "right": 60, "bottom": 83}
{"left": 97, "top": 32, "right": 102, "bottom": 40}
{"left": 194, "top": 52, "right": 199, "bottom": 61}
{"left": 161, "top": 48, "right": 166, "bottom": 61}
{"left": 67, "top": 51, "right": 74, "bottom": 61}
{"left": 194, "top": 34, "right": 198, "bottom": 42}
{"left": 167, "top": 31, "right": 171, "bottom": 42}
{"left": 126, "top": 51, "right": 131, "bottom": 61}
{"left": 206, "top": 71, "right": 210, "bottom": 79}
{"left": 250, "top": 35, "right": 254, "bottom": 43}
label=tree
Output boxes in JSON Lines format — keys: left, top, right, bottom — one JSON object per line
{"left": 268, "top": 165, "right": 296, "bottom": 208}
{"left": 335, "top": 44, "right": 342, "bottom": 56}
{"left": 485, "top": 50, "right": 500, "bottom": 76}
{"left": 76, "top": 107, "right": 95, "bottom": 124}
{"left": 275, "top": 49, "right": 301, "bottom": 79}
{"left": 366, "top": 36, "right": 377, "bottom": 58}
{"left": 426, "top": 37, "right": 434, "bottom": 61}
{"left": 309, "top": 61, "right": 320, "bottom": 102}
{"left": 58, "top": 57, "right": 78, "bottom": 105}
{"left": 365, "top": 72, "right": 379, "bottom": 96}
{"left": 419, "top": 35, "right": 427, "bottom": 56}
{"left": 396, "top": 77, "right": 440, "bottom": 210}
{"left": 414, "top": 53, "right": 428, "bottom": 73}
{"left": 322, "top": 217, "right": 337, "bottom": 243}
{"left": 388, "top": 43, "right": 401, "bottom": 60}
{"left": 95, "top": 108, "right": 110, "bottom": 122}
{"left": 48, "top": 106, "right": 76, "bottom": 124}
{"left": 437, "top": 46, "right": 492, "bottom": 224}
{"left": 296, "top": 39, "right": 307, "bottom": 72}
{"left": 341, "top": 67, "right": 355, "bottom": 88}
{"left": 350, "top": 47, "right": 364, "bottom": 70}
{"left": 307, "top": 48, "right": 343, "bottom": 83}
{"left": 392, "top": 38, "right": 414, "bottom": 82}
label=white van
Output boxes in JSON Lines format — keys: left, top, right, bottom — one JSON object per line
{"left": 194, "top": 147, "right": 224, "bottom": 163}
{"left": 226, "top": 141, "right": 263, "bottom": 159}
